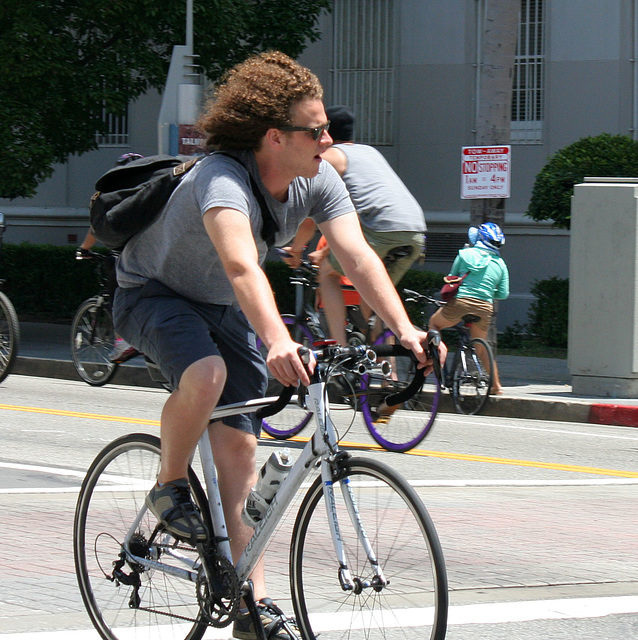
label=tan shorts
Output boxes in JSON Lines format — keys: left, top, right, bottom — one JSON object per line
{"left": 438, "top": 297, "right": 494, "bottom": 332}
{"left": 329, "top": 229, "right": 424, "bottom": 284}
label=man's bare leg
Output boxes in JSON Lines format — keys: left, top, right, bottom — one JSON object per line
{"left": 318, "top": 260, "right": 348, "bottom": 345}
{"left": 209, "top": 422, "right": 267, "bottom": 599}
{"left": 158, "top": 355, "right": 226, "bottom": 483}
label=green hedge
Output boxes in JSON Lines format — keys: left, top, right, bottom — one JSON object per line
{"left": 0, "top": 244, "right": 100, "bottom": 321}
{"left": 0, "top": 243, "right": 445, "bottom": 323}
{"left": 528, "top": 276, "right": 569, "bottom": 348}
{"left": 527, "top": 133, "right": 638, "bottom": 229}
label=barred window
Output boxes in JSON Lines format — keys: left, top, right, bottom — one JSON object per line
{"left": 332, "top": 0, "right": 394, "bottom": 145}
{"left": 511, "top": 0, "right": 545, "bottom": 144}
{"left": 96, "top": 105, "right": 129, "bottom": 147}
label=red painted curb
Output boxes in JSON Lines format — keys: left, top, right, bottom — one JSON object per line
{"left": 589, "top": 404, "right": 638, "bottom": 427}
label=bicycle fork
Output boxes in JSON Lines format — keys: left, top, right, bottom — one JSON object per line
{"left": 311, "top": 362, "right": 388, "bottom": 594}
{"left": 321, "top": 459, "right": 388, "bottom": 593}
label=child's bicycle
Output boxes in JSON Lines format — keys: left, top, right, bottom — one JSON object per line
{"left": 73, "top": 340, "right": 449, "bottom": 640}
{"left": 71, "top": 250, "right": 171, "bottom": 389}
{"left": 257, "top": 253, "right": 442, "bottom": 453}
{"left": 403, "top": 288, "right": 494, "bottom": 415}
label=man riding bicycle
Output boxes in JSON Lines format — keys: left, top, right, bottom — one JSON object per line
{"left": 112, "top": 52, "right": 441, "bottom": 640}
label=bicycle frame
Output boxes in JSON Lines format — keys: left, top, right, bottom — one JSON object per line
{"left": 119, "top": 359, "right": 379, "bottom": 594}
{"left": 441, "top": 326, "right": 470, "bottom": 388}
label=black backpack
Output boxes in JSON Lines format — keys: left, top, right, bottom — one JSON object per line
{"left": 89, "top": 153, "right": 278, "bottom": 251}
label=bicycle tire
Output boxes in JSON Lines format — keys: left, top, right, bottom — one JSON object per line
{"left": 360, "top": 329, "right": 441, "bottom": 452}
{"left": 256, "top": 315, "right": 315, "bottom": 439}
{"left": 71, "top": 297, "right": 119, "bottom": 386}
{"left": 452, "top": 337, "right": 493, "bottom": 415}
{"left": 0, "top": 290, "right": 20, "bottom": 384}
{"left": 74, "top": 433, "right": 210, "bottom": 640}
{"left": 290, "top": 456, "right": 448, "bottom": 640}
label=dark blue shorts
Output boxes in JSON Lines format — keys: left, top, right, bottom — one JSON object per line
{"left": 113, "top": 280, "right": 267, "bottom": 436}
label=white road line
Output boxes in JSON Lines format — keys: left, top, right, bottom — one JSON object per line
{"left": 1, "top": 459, "right": 638, "bottom": 494}
{"left": 448, "top": 594, "right": 638, "bottom": 625}
{"left": 1, "top": 595, "right": 637, "bottom": 637}
{"left": 442, "top": 415, "right": 638, "bottom": 440}
{"left": 0, "top": 461, "right": 87, "bottom": 478}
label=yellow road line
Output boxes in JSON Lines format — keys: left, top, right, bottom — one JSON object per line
{"left": 0, "top": 403, "right": 160, "bottom": 426}
{"left": 262, "top": 434, "right": 638, "bottom": 478}
{"left": 2, "top": 403, "right": 637, "bottom": 478}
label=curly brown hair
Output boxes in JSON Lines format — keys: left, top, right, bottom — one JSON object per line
{"left": 198, "top": 51, "right": 323, "bottom": 151}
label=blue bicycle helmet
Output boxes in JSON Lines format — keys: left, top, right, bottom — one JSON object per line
{"left": 471, "top": 222, "right": 505, "bottom": 253}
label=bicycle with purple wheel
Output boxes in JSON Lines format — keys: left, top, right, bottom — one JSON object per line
{"left": 256, "top": 255, "right": 443, "bottom": 452}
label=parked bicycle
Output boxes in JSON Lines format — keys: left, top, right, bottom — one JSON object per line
{"left": 0, "top": 212, "right": 20, "bottom": 384}
{"left": 403, "top": 288, "right": 494, "bottom": 415}
{"left": 73, "top": 340, "right": 448, "bottom": 640}
{"left": 257, "top": 254, "right": 442, "bottom": 452}
{"left": 71, "top": 250, "right": 170, "bottom": 389}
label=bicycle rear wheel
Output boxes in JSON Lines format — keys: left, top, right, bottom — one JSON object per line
{"left": 0, "top": 290, "right": 19, "bottom": 384}
{"left": 290, "top": 457, "right": 448, "bottom": 640}
{"left": 74, "top": 433, "right": 210, "bottom": 640}
{"left": 71, "top": 297, "right": 118, "bottom": 386}
{"left": 361, "top": 329, "right": 441, "bottom": 452}
{"left": 452, "top": 337, "right": 493, "bottom": 415}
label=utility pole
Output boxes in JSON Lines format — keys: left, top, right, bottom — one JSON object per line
{"left": 470, "top": 0, "right": 521, "bottom": 228}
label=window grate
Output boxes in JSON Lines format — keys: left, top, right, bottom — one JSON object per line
{"left": 332, "top": 0, "right": 394, "bottom": 146}
{"left": 96, "top": 105, "right": 129, "bottom": 147}
{"left": 511, "top": 0, "right": 545, "bottom": 144}
{"left": 425, "top": 233, "right": 468, "bottom": 263}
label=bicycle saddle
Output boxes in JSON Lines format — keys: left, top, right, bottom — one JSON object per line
{"left": 383, "top": 245, "right": 414, "bottom": 265}
{"left": 461, "top": 314, "right": 481, "bottom": 325}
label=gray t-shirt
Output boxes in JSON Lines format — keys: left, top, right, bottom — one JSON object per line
{"left": 117, "top": 151, "right": 353, "bottom": 304}
{"left": 335, "top": 143, "right": 426, "bottom": 233}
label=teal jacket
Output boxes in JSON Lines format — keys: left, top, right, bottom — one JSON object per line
{"left": 450, "top": 247, "right": 509, "bottom": 302}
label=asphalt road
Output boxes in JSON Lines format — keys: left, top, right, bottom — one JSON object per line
{"left": 0, "top": 374, "right": 636, "bottom": 639}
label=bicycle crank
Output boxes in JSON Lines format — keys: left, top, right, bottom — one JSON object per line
{"left": 196, "top": 548, "right": 241, "bottom": 627}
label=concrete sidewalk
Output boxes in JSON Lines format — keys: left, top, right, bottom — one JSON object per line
{"left": 11, "top": 322, "right": 638, "bottom": 427}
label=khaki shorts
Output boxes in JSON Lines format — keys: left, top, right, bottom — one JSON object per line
{"left": 329, "top": 229, "right": 424, "bottom": 285}
{"left": 439, "top": 297, "right": 494, "bottom": 332}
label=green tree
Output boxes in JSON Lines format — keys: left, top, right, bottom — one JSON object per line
{"left": 527, "top": 133, "right": 638, "bottom": 229}
{"left": 0, "top": 0, "right": 332, "bottom": 199}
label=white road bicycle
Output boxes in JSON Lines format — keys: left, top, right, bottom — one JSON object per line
{"left": 73, "top": 339, "right": 448, "bottom": 640}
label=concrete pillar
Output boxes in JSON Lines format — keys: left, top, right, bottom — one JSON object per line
{"left": 569, "top": 177, "right": 638, "bottom": 397}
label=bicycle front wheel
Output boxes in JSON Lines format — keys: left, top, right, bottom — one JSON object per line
{"left": 257, "top": 315, "right": 314, "bottom": 439}
{"left": 452, "top": 337, "right": 493, "bottom": 415}
{"left": 0, "top": 290, "right": 19, "bottom": 383}
{"left": 74, "top": 433, "right": 210, "bottom": 640}
{"left": 71, "top": 297, "right": 118, "bottom": 386}
{"left": 361, "top": 329, "right": 441, "bottom": 452}
{"left": 290, "top": 457, "right": 448, "bottom": 640}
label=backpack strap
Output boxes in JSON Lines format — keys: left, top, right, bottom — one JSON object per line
{"left": 214, "top": 152, "right": 279, "bottom": 248}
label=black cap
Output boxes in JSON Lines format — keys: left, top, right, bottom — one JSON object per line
{"left": 326, "top": 105, "right": 355, "bottom": 142}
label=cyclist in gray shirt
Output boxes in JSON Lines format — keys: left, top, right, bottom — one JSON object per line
{"left": 113, "top": 52, "right": 441, "bottom": 640}
{"left": 288, "top": 105, "right": 426, "bottom": 345}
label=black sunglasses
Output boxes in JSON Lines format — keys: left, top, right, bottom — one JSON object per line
{"left": 279, "top": 122, "right": 330, "bottom": 141}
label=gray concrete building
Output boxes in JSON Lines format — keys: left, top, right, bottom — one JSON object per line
{"left": 2, "top": 0, "right": 636, "bottom": 328}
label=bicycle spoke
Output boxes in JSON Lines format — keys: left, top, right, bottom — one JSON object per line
{"left": 361, "top": 330, "right": 441, "bottom": 452}
{"left": 71, "top": 298, "right": 118, "bottom": 386}
{"left": 290, "top": 457, "right": 448, "bottom": 640}
{"left": 74, "top": 434, "right": 208, "bottom": 640}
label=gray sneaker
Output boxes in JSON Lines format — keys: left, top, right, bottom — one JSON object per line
{"left": 233, "top": 598, "right": 298, "bottom": 640}
{"left": 145, "top": 478, "right": 207, "bottom": 545}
